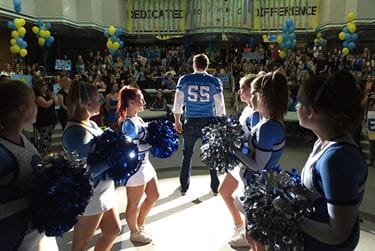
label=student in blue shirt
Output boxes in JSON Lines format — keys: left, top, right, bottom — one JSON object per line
{"left": 295, "top": 71, "right": 367, "bottom": 250}
{"left": 172, "top": 53, "right": 226, "bottom": 195}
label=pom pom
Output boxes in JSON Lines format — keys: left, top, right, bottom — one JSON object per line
{"left": 29, "top": 152, "right": 93, "bottom": 237}
{"left": 144, "top": 119, "right": 179, "bottom": 158}
{"left": 242, "top": 167, "right": 314, "bottom": 250}
{"left": 87, "top": 128, "right": 142, "bottom": 185}
{"left": 200, "top": 116, "right": 245, "bottom": 172}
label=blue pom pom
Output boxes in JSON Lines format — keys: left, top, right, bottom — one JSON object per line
{"left": 29, "top": 152, "right": 93, "bottom": 237}
{"left": 144, "top": 119, "right": 179, "bottom": 159}
{"left": 88, "top": 129, "right": 142, "bottom": 185}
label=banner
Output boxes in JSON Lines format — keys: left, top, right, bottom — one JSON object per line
{"left": 368, "top": 111, "right": 375, "bottom": 140}
{"left": 253, "top": 0, "right": 320, "bottom": 31}
{"left": 55, "top": 59, "right": 72, "bottom": 71}
{"left": 11, "top": 74, "right": 32, "bottom": 87}
{"left": 127, "top": 0, "right": 187, "bottom": 34}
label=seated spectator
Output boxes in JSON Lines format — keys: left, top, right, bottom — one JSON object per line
{"left": 150, "top": 90, "right": 167, "bottom": 111}
{"left": 160, "top": 73, "right": 176, "bottom": 90}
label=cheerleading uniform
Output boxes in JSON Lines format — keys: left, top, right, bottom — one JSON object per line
{"left": 300, "top": 136, "right": 367, "bottom": 250}
{"left": 236, "top": 118, "right": 285, "bottom": 185}
{"left": 228, "top": 106, "right": 260, "bottom": 181}
{"left": 122, "top": 116, "right": 156, "bottom": 187}
{"left": 62, "top": 120, "right": 115, "bottom": 216}
{"left": 0, "top": 134, "right": 45, "bottom": 250}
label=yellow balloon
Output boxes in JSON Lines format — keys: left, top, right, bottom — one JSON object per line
{"left": 342, "top": 47, "right": 349, "bottom": 55}
{"left": 108, "top": 26, "right": 116, "bottom": 35}
{"left": 14, "top": 18, "right": 22, "bottom": 28}
{"left": 38, "top": 37, "right": 45, "bottom": 46}
{"left": 13, "top": 45, "right": 21, "bottom": 53}
{"left": 11, "top": 30, "right": 19, "bottom": 39}
{"left": 314, "top": 38, "right": 319, "bottom": 44}
{"left": 10, "top": 46, "right": 15, "bottom": 53}
{"left": 348, "top": 23, "right": 356, "bottom": 33}
{"left": 20, "top": 49, "right": 28, "bottom": 57}
{"left": 32, "top": 26, "right": 39, "bottom": 34}
{"left": 347, "top": 12, "right": 356, "bottom": 22}
{"left": 317, "top": 32, "right": 322, "bottom": 38}
{"left": 277, "top": 35, "right": 283, "bottom": 44}
{"left": 279, "top": 50, "right": 287, "bottom": 59}
{"left": 39, "top": 30, "right": 46, "bottom": 38}
{"left": 45, "top": 30, "right": 51, "bottom": 38}
{"left": 10, "top": 39, "right": 17, "bottom": 45}
{"left": 18, "top": 27, "right": 26, "bottom": 36}
{"left": 113, "top": 42, "right": 120, "bottom": 49}
{"left": 339, "top": 32, "right": 346, "bottom": 40}
{"left": 20, "top": 18, "right": 26, "bottom": 27}
{"left": 106, "top": 41, "right": 113, "bottom": 49}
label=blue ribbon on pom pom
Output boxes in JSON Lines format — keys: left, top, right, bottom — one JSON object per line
{"left": 29, "top": 152, "right": 93, "bottom": 237}
{"left": 201, "top": 116, "right": 245, "bottom": 172}
{"left": 87, "top": 128, "right": 142, "bottom": 185}
{"left": 144, "top": 119, "right": 179, "bottom": 159}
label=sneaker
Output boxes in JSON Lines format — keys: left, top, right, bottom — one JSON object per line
{"left": 130, "top": 230, "right": 152, "bottom": 244}
{"left": 232, "top": 223, "right": 244, "bottom": 237}
{"left": 180, "top": 187, "right": 187, "bottom": 196}
{"left": 212, "top": 188, "right": 219, "bottom": 196}
{"left": 228, "top": 233, "right": 249, "bottom": 248}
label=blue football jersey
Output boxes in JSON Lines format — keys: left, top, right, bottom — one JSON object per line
{"left": 177, "top": 72, "right": 223, "bottom": 118}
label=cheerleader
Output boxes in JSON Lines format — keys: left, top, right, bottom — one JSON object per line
{"left": 62, "top": 81, "right": 120, "bottom": 251}
{"left": 0, "top": 80, "right": 47, "bottom": 250}
{"left": 219, "top": 74, "right": 260, "bottom": 248}
{"left": 236, "top": 71, "right": 289, "bottom": 251}
{"left": 296, "top": 71, "right": 367, "bottom": 250}
{"left": 117, "top": 86, "right": 160, "bottom": 244}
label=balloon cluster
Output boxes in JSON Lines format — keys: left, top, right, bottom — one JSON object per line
{"left": 13, "top": 0, "right": 22, "bottom": 13}
{"left": 7, "top": 18, "right": 28, "bottom": 57}
{"left": 32, "top": 20, "right": 55, "bottom": 47}
{"left": 30, "top": 152, "right": 93, "bottom": 237}
{"left": 277, "top": 18, "right": 296, "bottom": 59}
{"left": 242, "top": 167, "right": 314, "bottom": 250}
{"left": 144, "top": 119, "right": 179, "bottom": 159}
{"left": 104, "top": 25, "right": 124, "bottom": 55}
{"left": 339, "top": 12, "right": 358, "bottom": 56}
{"left": 201, "top": 116, "right": 245, "bottom": 173}
{"left": 313, "top": 27, "right": 327, "bottom": 49}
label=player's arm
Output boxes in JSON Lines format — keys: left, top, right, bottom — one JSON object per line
{"left": 213, "top": 78, "right": 226, "bottom": 116}
{"left": 172, "top": 77, "right": 185, "bottom": 133}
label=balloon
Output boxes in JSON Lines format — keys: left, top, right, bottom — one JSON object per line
{"left": 277, "top": 35, "right": 283, "bottom": 44}
{"left": 286, "top": 40, "right": 293, "bottom": 49}
{"left": 11, "top": 30, "right": 19, "bottom": 38}
{"left": 10, "top": 39, "right": 17, "bottom": 45}
{"left": 280, "top": 42, "right": 286, "bottom": 50}
{"left": 347, "top": 12, "right": 356, "bottom": 22}
{"left": 38, "top": 19, "right": 44, "bottom": 28}
{"left": 13, "top": 45, "right": 21, "bottom": 53}
{"left": 18, "top": 27, "right": 26, "bottom": 36}
{"left": 289, "top": 33, "right": 296, "bottom": 40}
{"left": 19, "top": 18, "right": 26, "bottom": 27}
{"left": 104, "top": 29, "right": 109, "bottom": 38}
{"left": 315, "top": 27, "right": 321, "bottom": 33}
{"left": 119, "top": 41, "right": 124, "bottom": 47}
{"left": 16, "top": 37, "right": 23, "bottom": 46}
{"left": 279, "top": 50, "right": 287, "bottom": 59}
{"left": 7, "top": 21, "right": 16, "bottom": 30}
{"left": 113, "top": 42, "right": 120, "bottom": 49}
{"left": 314, "top": 38, "right": 319, "bottom": 44}
{"left": 106, "top": 40, "right": 113, "bottom": 49}
{"left": 21, "top": 41, "right": 27, "bottom": 49}
{"left": 46, "top": 36, "right": 54, "bottom": 46}
{"left": 288, "top": 25, "right": 295, "bottom": 33}
{"left": 45, "top": 30, "right": 51, "bottom": 38}
{"left": 45, "top": 22, "right": 52, "bottom": 30}
{"left": 352, "top": 33, "right": 359, "bottom": 41}
{"left": 286, "top": 18, "right": 293, "bottom": 28}
{"left": 348, "top": 42, "right": 356, "bottom": 50}
{"left": 10, "top": 46, "right": 15, "bottom": 53}
{"left": 282, "top": 33, "right": 288, "bottom": 40}
{"left": 343, "top": 41, "right": 349, "bottom": 48}
{"left": 20, "top": 49, "right": 27, "bottom": 57}
{"left": 115, "top": 28, "right": 123, "bottom": 36}
{"left": 342, "top": 47, "right": 349, "bottom": 55}
{"left": 317, "top": 32, "right": 322, "bottom": 39}
{"left": 111, "top": 35, "right": 118, "bottom": 43}
{"left": 38, "top": 37, "right": 45, "bottom": 46}
{"left": 108, "top": 26, "right": 116, "bottom": 35}
{"left": 339, "top": 32, "right": 346, "bottom": 40}
{"left": 345, "top": 33, "right": 352, "bottom": 42}
{"left": 342, "top": 27, "right": 348, "bottom": 33}
{"left": 32, "top": 26, "right": 39, "bottom": 34}
{"left": 348, "top": 23, "right": 356, "bottom": 33}
{"left": 39, "top": 30, "right": 46, "bottom": 38}
{"left": 14, "top": 0, "right": 22, "bottom": 13}
{"left": 282, "top": 25, "right": 288, "bottom": 33}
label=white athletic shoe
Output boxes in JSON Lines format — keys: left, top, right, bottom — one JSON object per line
{"left": 130, "top": 230, "right": 152, "bottom": 244}
{"left": 228, "top": 233, "right": 250, "bottom": 248}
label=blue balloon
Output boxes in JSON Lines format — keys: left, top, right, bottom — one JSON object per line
{"left": 345, "top": 33, "right": 352, "bottom": 42}
{"left": 45, "top": 22, "right": 52, "bottom": 30}
{"left": 109, "top": 48, "right": 117, "bottom": 55}
{"left": 343, "top": 41, "right": 349, "bottom": 48}
{"left": 280, "top": 42, "right": 286, "bottom": 50}
{"left": 282, "top": 33, "right": 288, "bottom": 40}
{"left": 115, "top": 28, "right": 123, "bottom": 36}
{"left": 38, "top": 19, "right": 44, "bottom": 28}
{"left": 282, "top": 25, "right": 288, "bottom": 33}
{"left": 289, "top": 33, "right": 296, "bottom": 40}
{"left": 319, "top": 39, "right": 325, "bottom": 46}
{"left": 348, "top": 42, "right": 356, "bottom": 50}
{"left": 111, "top": 35, "right": 119, "bottom": 43}
{"left": 119, "top": 41, "right": 124, "bottom": 47}
{"left": 7, "top": 21, "right": 15, "bottom": 30}
{"left": 46, "top": 36, "right": 54, "bottom": 46}
{"left": 14, "top": 0, "right": 21, "bottom": 13}
{"left": 352, "top": 33, "right": 358, "bottom": 41}
{"left": 315, "top": 27, "right": 321, "bottom": 33}
{"left": 286, "top": 40, "right": 293, "bottom": 49}
{"left": 286, "top": 18, "right": 294, "bottom": 28}
{"left": 16, "top": 37, "right": 24, "bottom": 46}
{"left": 342, "top": 27, "right": 348, "bottom": 33}
{"left": 20, "top": 41, "right": 27, "bottom": 49}
{"left": 103, "top": 30, "right": 109, "bottom": 38}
